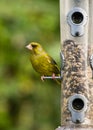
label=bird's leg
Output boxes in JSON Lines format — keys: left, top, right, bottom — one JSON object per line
{"left": 52, "top": 73, "right": 56, "bottom": 80}
{"left": 41, "top": 75, "right": 45, "bottom": 81}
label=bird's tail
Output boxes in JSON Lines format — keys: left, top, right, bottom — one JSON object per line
{"left": 55, "top": 79, "right": 61, "bottom": 85}
{"left": 54, "top": 74, "right": 61, "bottom": 85}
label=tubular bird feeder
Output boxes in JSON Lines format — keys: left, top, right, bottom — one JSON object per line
{"left": 56, "top": 0, "right": 93, "bottom": 129}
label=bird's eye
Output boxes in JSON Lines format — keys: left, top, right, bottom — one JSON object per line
{"left": 32, "top": 44, "right": 37, "bottom": 48}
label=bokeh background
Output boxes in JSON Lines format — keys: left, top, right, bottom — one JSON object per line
{"left": 0, "top": 0, "right": 61, "bottom": 130}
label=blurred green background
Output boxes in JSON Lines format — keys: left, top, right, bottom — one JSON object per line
{"left": 0, "top": 0, "right": 60, "bottom": 130}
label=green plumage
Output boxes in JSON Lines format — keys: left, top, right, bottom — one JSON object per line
{"left": 30, "top": 52, "right": 59, "bottom": 76}
{"left": 26, "top": 42, "right": 60, "bottom": 84}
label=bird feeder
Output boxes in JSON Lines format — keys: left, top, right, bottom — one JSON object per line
{"left": 56, "top": 0, "right": 93, "bottom": 129}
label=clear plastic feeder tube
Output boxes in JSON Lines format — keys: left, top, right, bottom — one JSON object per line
{"left": 56, "top": 0, "right": 93, "bottom": 129}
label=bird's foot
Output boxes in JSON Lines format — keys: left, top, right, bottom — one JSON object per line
{"left": 52, "top": 73, "right": 56, "bottom": 80}
{"left": 41, "top": 75, "right": 45, "bottom": 82}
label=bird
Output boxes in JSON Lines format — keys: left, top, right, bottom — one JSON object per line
{"left": 26, "top": 42, "right": 61, "bottom": 84}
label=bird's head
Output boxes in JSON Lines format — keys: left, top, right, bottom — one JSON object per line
{"left": 26, "top": 42, "right": 44, "bottom": 55}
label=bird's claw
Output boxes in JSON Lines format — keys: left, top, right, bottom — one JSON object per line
{"left": 41, "top": 75, "right": 45, "bottom": 82}
{"left": 52, "top": 73, "right": 56, "bottom": 80}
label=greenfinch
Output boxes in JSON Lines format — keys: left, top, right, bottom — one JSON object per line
{"left": 26, "top": 42, "right": 61, "bottom": 84}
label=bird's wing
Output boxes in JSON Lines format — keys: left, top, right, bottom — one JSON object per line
{"left": 45, "top": 54, "right": 60, "bottom": 74}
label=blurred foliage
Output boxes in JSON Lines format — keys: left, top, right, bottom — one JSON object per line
{"left": 0, "top": 0, "right": 60, "bottom": 130}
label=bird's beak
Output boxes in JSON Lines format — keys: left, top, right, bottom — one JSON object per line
{"left": 26, "top": 44, "right": 33, "bottom": 50}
